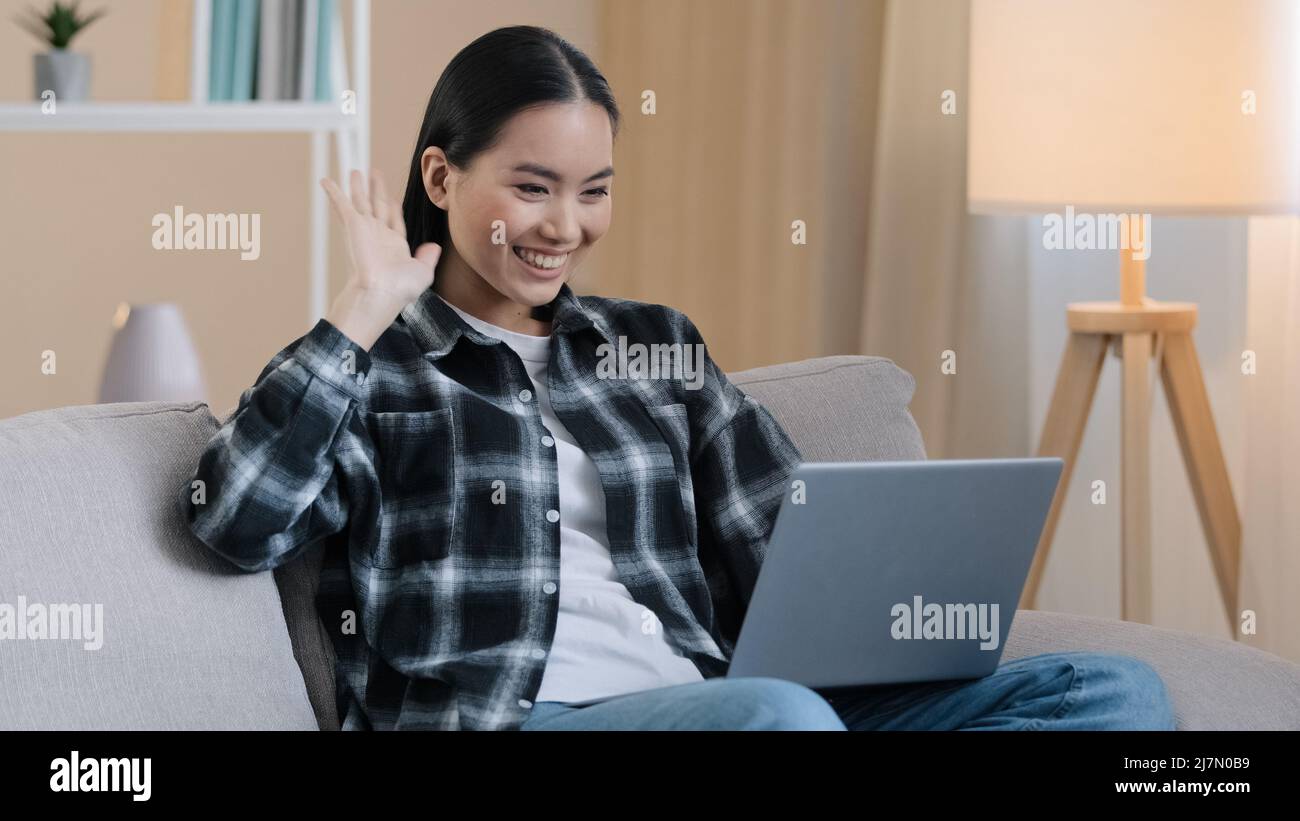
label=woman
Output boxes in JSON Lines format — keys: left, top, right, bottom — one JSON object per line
{"left": 184, "top": 25, "right": 1175, "bottom": 731}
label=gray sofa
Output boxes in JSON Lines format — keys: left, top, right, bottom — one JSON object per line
{"left": 1, "top": 354, "right": 1297, "bottom": 730}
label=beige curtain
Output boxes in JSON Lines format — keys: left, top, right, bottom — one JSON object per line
{"left": 597, "top": 0, "right": 1026, "bottom": 459}
{"left": 860, "top": 0, "right": 1028, "bottom": 459}
{"left": 1243, "top": 218, "right": 1300, "bottom": 662}
{"left": 594, "top": 0, "right": 884, "bottom": 370}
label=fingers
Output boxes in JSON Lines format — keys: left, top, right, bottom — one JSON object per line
{"left": 414, "top": 242, "right": 442, "bottom": 268}
{"left": 320, "top": 177, "right": 349, "bottom": 223}
{"left": 349, "top": 168, "right": 372, "bottom": 217}
{"left": 320, "top": 169, "right": 403, "bottom": 233}
{"left": 385, "top": 173, "right": 409, "bottom": 238}
{"left": 392, "top": 197, "right": 409, "bottom": 239}
{"left": 370, "top": 168, "right": 392, "bottom": 230}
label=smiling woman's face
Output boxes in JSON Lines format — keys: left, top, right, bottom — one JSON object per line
{"left": 423, "top": 101, "right": 614, "bottom": 315}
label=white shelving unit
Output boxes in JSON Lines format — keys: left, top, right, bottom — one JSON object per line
{"left": 0, "top": 101, "right": 353, "bottom": 131}
{"left": 0, "top": 0, "right": 371, "bottom": 330}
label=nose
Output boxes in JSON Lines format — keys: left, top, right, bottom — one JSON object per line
{"left": 539, "top": 198, "right": 581, "bottom": 247}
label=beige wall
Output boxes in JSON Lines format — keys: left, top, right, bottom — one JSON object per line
{"left": 0, "top": 0, "right": 601, "bottom": 420}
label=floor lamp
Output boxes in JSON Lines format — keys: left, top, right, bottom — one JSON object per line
{"left": 966, "top": 0, "right": 1300, "bottom": 628}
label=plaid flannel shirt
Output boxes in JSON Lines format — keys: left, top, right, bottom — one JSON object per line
{"left": 181, "top": 282, "right": 803, "bottom": 730}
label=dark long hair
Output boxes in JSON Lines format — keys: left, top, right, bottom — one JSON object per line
{"left": 401, "top": 26, "right": 621, "bottom": 257}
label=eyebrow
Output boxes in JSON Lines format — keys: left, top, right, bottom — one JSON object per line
{"left": 512, "top": 162, "right": 614, "bottom": 185}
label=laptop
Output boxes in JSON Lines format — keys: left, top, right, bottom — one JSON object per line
{"left": 562, "top": 457, "right": 1064, "bottom": 707}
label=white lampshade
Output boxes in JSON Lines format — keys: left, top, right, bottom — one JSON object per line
{"left": 968, "top": 0, "right": 1300, "bottom": 215}
{"left": 98, "top": 302, "right": 208, "bottom": 404}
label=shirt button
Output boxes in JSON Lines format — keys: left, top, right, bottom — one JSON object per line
{"left": 531, "top": 648, "right": 546, "bottom": 660}
{"left": 519, "top": 388, "right": 533, "bottom": 402}
{"left": 541, "top": 435, "right": 555, "bottom": 447}
{"left": 543, "top": 582, "right": 557, "bottom": 594}
{"left": 355, "top": 372, "right": 366, "bottom": 385}
{"left": 546, "top": 509, "right": 560, "bottom": 523}
{"left": 518, "top": 698, "right": 533, "bottom": 709}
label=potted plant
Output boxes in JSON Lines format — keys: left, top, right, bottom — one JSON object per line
{"left": 14, "top": 1, "right": 107, "bottom": 103}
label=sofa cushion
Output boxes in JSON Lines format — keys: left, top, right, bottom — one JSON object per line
{"left": 272, "top": 541, "right": 339, "bottom": 730}
{"left": 0, "top": 401, "right": 318, "bottom": 730}
{"left": 729, "top": 355, "right": 927, "bottom": 462}
{"left": 1003, "top": 609, "right": 1300, "bottom": 730}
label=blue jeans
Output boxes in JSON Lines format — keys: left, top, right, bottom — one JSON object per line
{"left": 519, "top": 652, "right": 1177, "bottom": 730}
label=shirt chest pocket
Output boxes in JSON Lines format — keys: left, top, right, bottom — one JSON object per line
{"left": 644, "top": 402, "right": 698, "bottom": 551}
{"left": 364, "top": 408, "right": 459, "bottom": 567}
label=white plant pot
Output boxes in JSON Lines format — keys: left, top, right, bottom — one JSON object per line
{"left": 34, "top": 49, "right": 91, "bottom": 102}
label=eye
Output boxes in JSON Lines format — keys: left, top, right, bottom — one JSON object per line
{"left": 516, "top": 183, "right": 609, "bottom": 199}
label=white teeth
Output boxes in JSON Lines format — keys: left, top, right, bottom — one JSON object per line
{"left": 513, "top": 246, "right": 568, "bottom": 270}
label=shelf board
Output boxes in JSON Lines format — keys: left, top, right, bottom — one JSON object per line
{"left": 0, "top": 101, "right": 357, "bottom": 132}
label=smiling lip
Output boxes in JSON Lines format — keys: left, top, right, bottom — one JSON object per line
{"left": 515, "top": 245, "right": 576, "bottom": 255}
{"left": 511, "top": 245, "right": 571, "bottom": 279}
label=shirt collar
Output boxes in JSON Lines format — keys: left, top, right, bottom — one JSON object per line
{"left": 399, "top": 281, "right": 611, "bottom": 360}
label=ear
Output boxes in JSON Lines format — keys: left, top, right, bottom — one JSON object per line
{"left": 421, "top": 146, "right": 453, "bottom": 211}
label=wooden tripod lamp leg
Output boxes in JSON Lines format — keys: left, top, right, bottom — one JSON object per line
{"left": 1159, "top": 331, "right": 1242, "bottom": 629}
{"left": 1023, "top": 331, "right": 1109, "bottom": 610}
{"left": 1121, "top": 331, "right": 1154, "bottom": 623}
{"left": 1041, "top": 285, "right": 1204, "bottom": 626}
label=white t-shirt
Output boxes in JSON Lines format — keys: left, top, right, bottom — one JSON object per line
{"left": 438, "top": 295, "right": 706, "bottom": 704}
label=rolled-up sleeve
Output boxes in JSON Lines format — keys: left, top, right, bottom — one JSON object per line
{"left": 180, "top": 318, "right": 374, "bottom": 572}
